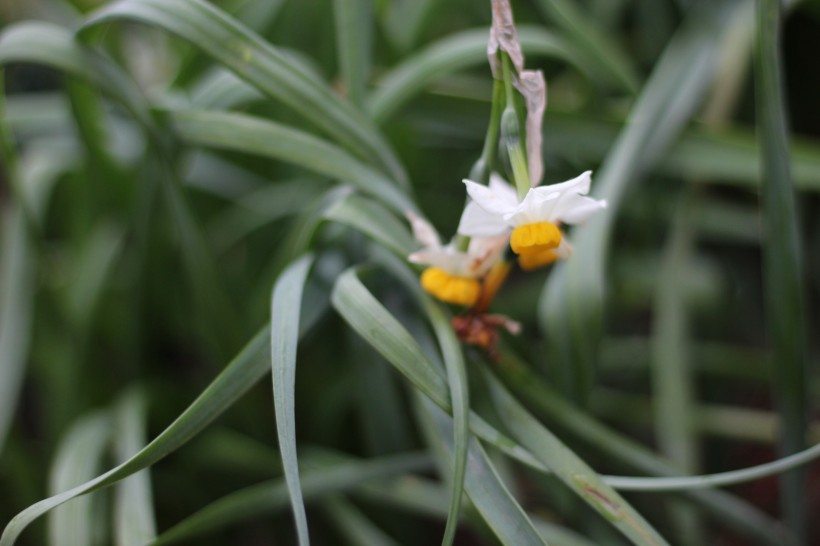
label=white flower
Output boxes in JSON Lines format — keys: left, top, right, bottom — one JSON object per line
{"left": 459, "top": 171, "right": 606, "bottom": 235}
{"left": 456, "top": 173, "right": 519, "bottom": 237}
{"left": 407, "top": 212, "right": 506, "bottom": 278}
{"left": 457, "top": 171, "right": 606, "bottom": 267}
{"left": 406, "top": 212, "right": 507, "bottom": 306}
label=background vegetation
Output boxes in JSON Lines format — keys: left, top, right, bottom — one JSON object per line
{"left": 0, "top": 0, "right": 818, "bottom": 544}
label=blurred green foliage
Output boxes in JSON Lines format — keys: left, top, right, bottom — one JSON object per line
{"left": 0, "top": 0, "right": 819, "bottom": 545}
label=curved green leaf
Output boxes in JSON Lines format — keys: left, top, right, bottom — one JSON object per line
{"left": 47, "top": 411, "right": 112, "bottom": 546}
{"left": 416, "top": 396, "right": 547, "bottom": 546}
{"left": 150, "top": 451, "right": 432, "bottom": 546}
{"left": 334, "top": 0, "right": 372, "bottom": 108}
{"left": 492, "top": 353, "right": 795, "bottom": 546}
{"left": 0, "top": 19, "right": 242, "bottom": 361}
{"left": 368, "top": 27, "right": 587, "bottom": 123}
{"left": 270, "top": 254, "right": 316, "bottom": 546}
{"left": 755, "top": 0, "right": 808, "bottom": 537}
{"left": 0, "top": 329, "right": 270, "bottom": 546}
{"left": 323, "top": 193, "right": 415, "bottom": 257}
{"left": 0, "top": 209, "right": 35, "bottom": 455}
{"left": 167, "top": 108, "right": 415, "bottom": 214}
{"left": 84, "top": 0, "right": 408, "bottom": 186}
{"left": 113, "top": 391, "right": 157, "bottom": 546}
{"left": 539, "top": 1, "right": 749, "bottom": 402}
{"left": 419, "top": 290, "right": 469, "bottom": 546}
{"left": 533, "top": 0, "right": 639, "bottom": 93}
{"left": 481, "top": 365, "right": 669, "bottom": 546}
{"left": 331, "top": 267, "right": 548, "bottom": 473}
{"left": 0, "top": 21, "right": 152, "bottom": 129}
{"left": 323, "top": 496, "right": 399, "bottom": 546}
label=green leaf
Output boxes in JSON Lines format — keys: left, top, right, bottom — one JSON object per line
{"left": 539, "top": 1, "right": 749, "bottom": 403}
{"left": 533, "top": 0, "right": 639, "bottom": 93}
{"left": 323, "top": 193, "right": 415, "bottom": 257}
{"left": 480, "top": 365, "right": 670, "bottom": 546}
{"left": 84, "top": 0, "right": 408, "bottom": 187}
{"left": 0, "top": 19, "right": 241, "bottom": 360}
{"left": 330, "top": 267, "right": 548, "bottom": 473}
{"left": 754, "top": 0, "right": 808, "bottom": 537}
{"left": 492, "top": 353, "right": 795, "bottom": 546}
{"left": 113, "top": 391, "right": 157, "bottom": 546}
{"left": 65, "top": 225, "right": 124, "bottom": 331}
{"left": 379, "top": 0, "right": 442, "bottom": 52}
{"left": 419, "top": 290, "right": 469, "bottom": 546}
{"left": 323, "top": 496, "right": 400, "bottom": 546}
{"left": 539, "top": 112, "right": 820, "bottom": 193}
{"left": 188, "top": 68, "right": 263, "bottom": 109}
{"left": 209, "top": 178, "right": 326, "bottom": 252}
{"left": 649, "top": 198, "right": 702, "bottom": 543}
{"left": 416, "top": 396, "right": 548, "bottom": 546}
{"left": 0, "top": 329, "right": 271, "bottom": 546}
{"left": 167, "top": 108, "right": 415, "bottom": 214}
{"left": 270, "top": 254, "right": 316, "bottom": 546}
{"left": 333, "top": 0, "right": 372, "bottom": 108}
{"left": 0, "top": 21, "right": 152, "bottom": 129}
{"left": 368, "top": 27, "right": 587, "bottom": 124}
{"left": 0, "top": 209, "right": 35, "bottom": 455}
{"left": 47, "top": 411, "right": 112, "bottom": 546}
{"left": 149, "top": 451, "right": 432, "bottom": 546}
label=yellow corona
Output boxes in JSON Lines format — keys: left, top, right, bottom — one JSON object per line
{"left": 420, "top": 267, "right": 481, "bottom": 306}
{"left": 517, "top": 249, "right": 559, "bottom": 271}
{"left": 509, "top": 222, "right": 561, "bottom": 255}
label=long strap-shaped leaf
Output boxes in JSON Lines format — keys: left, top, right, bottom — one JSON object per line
{"left": 493, "top": 353, "right": 796, "bottom": 546}
{"left": 532, "top": 0, "right": 638, "bottom": 93}
{"left": 367, "top": 27, "right": 587, "bottom": 124}
{"left": 271, "top": 255, "right": 315, "bottom": 545}
{"left": 47, "top": 411, "right": 112, "bottom": 546}
{"left": 481, "top": 365, "right": 669, "bottom": 546}
{"left": 539, "top": 0, "right": 747, "bottom": 402}
{"left": 0, "top": 22, "right": 152, "bottom": 129}
{"left": 83, "top": 0, "right": 408, "bottom": 187}
{"left": 166, "top": 108, "right": 415, "bottom": 215}
{"left": 113, "top": 391, "right": 157, "bottom": 546}
{"left": 331, "top": 267, "right": 547, "bottom": 473}
{"left": 0, "top": 328, "right": 272, "bottom": 546}
{"left": 754, "top": 0, "right": 808, "bottom": 537}
{"left": 417, "top": 290, "right": 469, "bottom": 546}
{"left": 0, "top": 20, "right": 242, "bottom": 357}
{"left": 150, "top": 451, "right": 433, "bottom": 546}
{"left": 0, "top": 208, "right": 34, "bottom": 454}
{"left": 416, "top": 396, "right": 548, "bottom": 546}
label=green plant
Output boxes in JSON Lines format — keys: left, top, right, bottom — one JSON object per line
{"left": 1, "top": 0, "right": 818, "bottom": 545}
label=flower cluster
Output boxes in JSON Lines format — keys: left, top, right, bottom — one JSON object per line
{"left": 405, "top": 0, "right": 607, "bottom": 352}
{"left": 409, "top": 172, "right": 606, "bottom": 308}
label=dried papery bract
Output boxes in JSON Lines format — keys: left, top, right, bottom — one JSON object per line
{"left": 488, "top": 0, "right": 546, "bottom": 186}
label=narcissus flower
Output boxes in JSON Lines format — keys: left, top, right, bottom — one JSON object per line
{"left": 458, "top": 171, "right": 606, "bottom": 269}
{"left": 407, "top": 212, "right": 506, "bottom": 306}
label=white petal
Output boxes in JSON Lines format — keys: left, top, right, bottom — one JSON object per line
{"left": 488, "top": 174, "right": 520, "bottom": 206}
{"left": 457, "top": 202, "right": 510, "bottom": 237}
{"left": 406, "top": 211, "right": 441, "bottom": 248}
{"left": 504, "top": 188, "right": 557, "bottom": 226}
{"left": 555, "top": 196, "right": 607, "bottom": 224}
{"left": 408, "top": 248, "right": 469, "bottom": 275}
{"left": 466, "top": 235, "right": 507, "bottom": 276}
{"left": 541, "top": 170, "right": 592, "bottom": 195}
{"left": 463, "top": 178, "right": 518, "bottom": 217}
